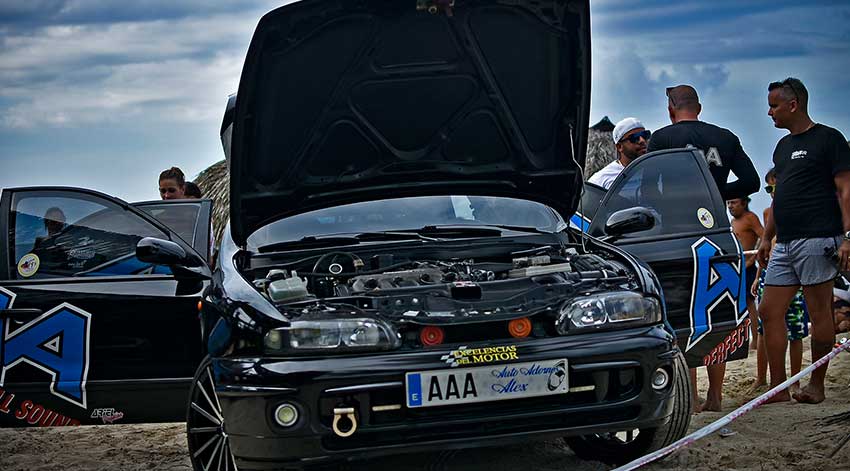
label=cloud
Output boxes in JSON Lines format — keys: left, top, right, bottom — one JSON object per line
{"left": 0, "top": 6, "right": 274, "bottom": 129}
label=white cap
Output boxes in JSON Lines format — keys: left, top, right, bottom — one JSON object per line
{"left": 612, "top": 117, "right": 645, "bottom": 144}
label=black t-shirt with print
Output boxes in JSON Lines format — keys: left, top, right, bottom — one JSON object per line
{"left": 647, "top": 120, "right": 759, "bottom": 200}
{"left": 772, "top": 124, "right": 850, "bottom": 242}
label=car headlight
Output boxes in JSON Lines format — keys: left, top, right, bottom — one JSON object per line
{"left": 264, "top": 318, "right": 401, "bottom": 353}
{"left": 556, "top": 292, "right": 661, "bottom": 334}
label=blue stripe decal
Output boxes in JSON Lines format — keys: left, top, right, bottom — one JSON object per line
{"left": 569, "top": 213, "right": 590, "bottom": 232}
{"left": 407, "top": 373, "right": 422, "bottom": 407}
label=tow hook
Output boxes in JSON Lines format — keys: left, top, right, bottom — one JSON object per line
{"left": 332, "top": 407, "right": 357, "bottom": 437}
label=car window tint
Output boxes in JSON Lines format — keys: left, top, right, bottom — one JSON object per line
{"left": 135, "top": 203, "right": 200, "bottom": 247}
{"left": 10, "top": 193, "right": 169, "bottom": 279}
{"left": 595, "top": 152, "right": 714, "bottom": 237}
{"left": 247, "top": 195, "right": 564, "bottom": 249}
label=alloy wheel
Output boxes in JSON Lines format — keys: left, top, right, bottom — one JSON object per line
{"left": 187, "top": 362, "right": 238, "bottom": 471}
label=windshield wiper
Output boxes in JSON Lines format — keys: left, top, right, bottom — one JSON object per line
{"left": 258, "top": 236, "right": 360, "bottom": 253}
{"left": 354, "top": 231, "right": 441, "bottom": 242}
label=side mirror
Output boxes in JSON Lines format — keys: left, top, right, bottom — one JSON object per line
{"left": 605, "top": 207, "right": 656, "bottom": 237}
{"left": 137, "top": 237, "right": 189, "bottom": 266}
{"left": 137, "top": 237, "right": 211, "bottom": 281}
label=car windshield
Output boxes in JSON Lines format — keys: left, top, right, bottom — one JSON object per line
{"left": 247, "top": 195, "right": 565, "bottom": 250}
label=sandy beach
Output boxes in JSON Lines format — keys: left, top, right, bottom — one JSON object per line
{"left": 2, "top": 338, "right": 848, "bottom": 471}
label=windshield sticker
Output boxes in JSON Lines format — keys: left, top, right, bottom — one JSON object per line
{"left": 441, "top": 345, "right": 518, "bottom": 368}
{"left": 0, "top": 288, "right": 92, "bottom": 409}
{"left": 687, "top": 237, "right": 747, "bottom": 351}
{"left": 697, "top": 208, "right": 714, "bottom": 229}
{"left": 17, "top": 253, "right": 40, "bottom": 278}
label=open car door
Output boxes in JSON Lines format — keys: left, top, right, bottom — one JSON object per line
{"left": 133, "top": 199, "right": 213, "bottom": 264}
{"left": 587, "top": 149, "right": 749, "bottom": 368}
{"left": 0, "top": 187, "right": 208, "bottom": 427}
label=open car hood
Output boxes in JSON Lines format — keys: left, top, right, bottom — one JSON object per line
{"left": 229, "top": 0, "right": 590, "bottom": 245}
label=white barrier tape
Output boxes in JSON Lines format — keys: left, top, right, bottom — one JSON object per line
{"left": 611, "top": 338, "right": 850, "bottom": 471}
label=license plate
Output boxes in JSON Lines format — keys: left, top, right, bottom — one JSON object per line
{"left": 405, "top": 359, "right": 568, "bottom": 408}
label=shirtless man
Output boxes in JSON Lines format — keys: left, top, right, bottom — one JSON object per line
{"left": 727, "top": 197, "right": 763, "bottom": 349}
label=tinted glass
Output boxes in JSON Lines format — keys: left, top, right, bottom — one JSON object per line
{"left": 595, "top": 152, "right": 715, "bottom": 237}
{"left": 136, "top": 202, "right": 200, "bottom": 247}
{"left": 11, "top": 193, "right": 169, "bottom": 279}
{"left": 248, "top": 195, "right": 564, "bottom": 249}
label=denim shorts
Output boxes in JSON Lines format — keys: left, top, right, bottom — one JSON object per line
{"left": 764, "top": 235, "right": 842, "bottom": 287}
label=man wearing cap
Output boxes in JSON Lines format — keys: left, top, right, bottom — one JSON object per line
{"left": 648, "top": 85, "right": 759, "bottom": 413}
{"left": 588, "top": 117, "right": 650, "bottom": 189}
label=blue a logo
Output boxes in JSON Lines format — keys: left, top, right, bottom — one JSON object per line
{"left": 687, "top": 237, "right": 747, "bottom": 351}
{"left": 0, "top": 287, "right": 91, "bottom": 409}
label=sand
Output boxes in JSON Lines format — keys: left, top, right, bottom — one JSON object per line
{"left": 1, "top": 338, "right": 848, "bottom": 471}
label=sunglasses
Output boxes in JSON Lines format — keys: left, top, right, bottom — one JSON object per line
{"left": 769, "top": 79, "right": 802, "bottom": 103}
{"left": 764, "top": 184, "right": 776, "bottom": 194}
{"left": 622, "top": 130, "right": 651, "bottom": 144}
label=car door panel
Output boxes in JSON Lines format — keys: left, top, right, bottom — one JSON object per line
{"left": 0, "top": 188, "right": 205, "bottom": 427}
{"left": 589, "top": 150, "right": 749, "bottom": 368}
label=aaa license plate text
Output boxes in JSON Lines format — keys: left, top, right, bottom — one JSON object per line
{"left": 406, "top": 359, "right": 568, "bottom": 408}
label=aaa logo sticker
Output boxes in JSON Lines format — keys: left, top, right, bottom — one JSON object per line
{"left": 17, "top": 254, "right": 40, "bottom": 278}
{"left": 697, "top": 208, "right": 714, "bottom": 229}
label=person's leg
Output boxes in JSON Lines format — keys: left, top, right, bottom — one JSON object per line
{"left": 755, "top": 325, "right": 768, "bottom": 387}
{"left": 747, "top": 297, "right": 759, "bottom": 350}
{"left": 795, "top": 280, "right": 836, "bottom": 404}
{"left": 689, "top": 368, "right": 701, "bottom": 413}
{"left": 785, "top": 290, "right": 809, "bottom": 395}
{"left": 702, "top": 362, "right": 726, "bottom": 411}
{"left": 788, "top": 339, "right": 803, "bottom": 394}
{"left": 759, "top": 285, "right": 799, "bottom": 403}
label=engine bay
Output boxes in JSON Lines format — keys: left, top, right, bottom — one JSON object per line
{"left": 247, "top": 242, "right": 640, "bottom": 325}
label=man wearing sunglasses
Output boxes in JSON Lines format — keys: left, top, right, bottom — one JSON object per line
{"left": 587, "top": 117, "right": 650, "bottom": 189}
{"left": 757, "top": 77, "right": 850, "bottom": 405}
{"left": 647, "top": 84, "right": 759, "bottom": 413}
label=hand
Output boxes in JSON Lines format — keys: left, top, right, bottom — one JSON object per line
{"left": 750, "top": 278, "right": 759, "bottom": 298}
{"left": 756, "top": 240, "right": 771, "bottom": 269}
{"left": 839, "top": 239, "right": 850, "bottom": 271}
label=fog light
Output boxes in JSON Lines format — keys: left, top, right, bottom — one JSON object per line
{"left": 420, "top": 326, "right": 444, "bottom": 346}
{"left": 274, "top": 403, "right": 298, "bottom": 427}
{"left": 508, "top": 317, "right": 531, "bottom": 338}
{"left": 652, "top": 368, "right": 670, "bottom": 390}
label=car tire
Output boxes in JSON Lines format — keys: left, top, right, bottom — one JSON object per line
{"left": 187, "top": 355, "right": 238, "bottom": 471}
{"left": 563, "top": 351, "right": 691, "bottom": 465}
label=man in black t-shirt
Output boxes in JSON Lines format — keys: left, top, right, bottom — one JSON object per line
{"left": 648, "top": 85, "right": 759, "bottom": 413}
{"left": 756, "top": 77, "right": 850, "bottom": 405}
{"left": 648, "top": 85, "right": 760, "bottom": 200}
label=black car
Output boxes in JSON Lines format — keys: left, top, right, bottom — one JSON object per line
{"left": 0, "top": 0, "right": 751, "bottom": 467}
{"left": 129, "top": 1, "right": 750, "bottom": 469}
{"left": 0, "top": 193, "right": 212, "bottom": 426}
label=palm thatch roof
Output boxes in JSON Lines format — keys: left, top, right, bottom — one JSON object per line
{"left": 193, "top": 160, "right": 229, "bottom": 246}
{"left": 198, "top": 124, "right": 618, "bottom": 246}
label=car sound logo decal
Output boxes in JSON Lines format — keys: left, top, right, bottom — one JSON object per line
{"left": 0, "top": 287, "right": 91, "bottom": 409}
{"left": 686, "top": 237, "right": 747, "bottom": 351}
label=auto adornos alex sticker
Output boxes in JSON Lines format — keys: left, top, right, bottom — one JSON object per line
{"left": 441, "top": 345, "right": 518, "bottom": 367}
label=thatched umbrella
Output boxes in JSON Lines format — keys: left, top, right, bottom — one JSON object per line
{"left": 584, "top": 116, "right": 616, "bottom": 180}
{"left": 198, "top": 120, "right": 618, "bottom": 246}
{"left": 194, "top": 160, "right": 229, "bottom": 246}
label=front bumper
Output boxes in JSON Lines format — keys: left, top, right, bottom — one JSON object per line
{"left": 214, "top": 324, "right": 677, "bottom": 469}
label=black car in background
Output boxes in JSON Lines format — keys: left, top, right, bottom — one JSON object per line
{"left": 134, "top": 1, "right": 745, "bottom": 469}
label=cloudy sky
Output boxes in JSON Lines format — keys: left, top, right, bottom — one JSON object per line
{"left": 2, "top": 0, "right": 850, "bottom": 217}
